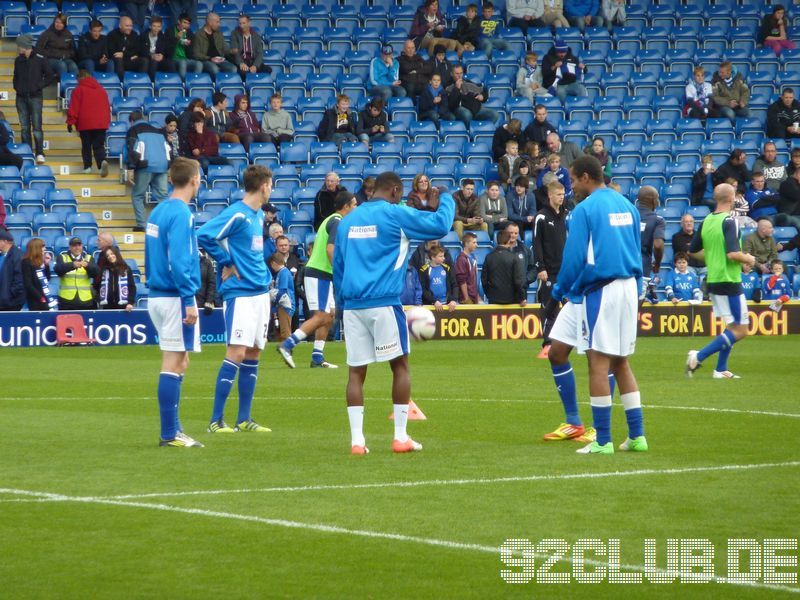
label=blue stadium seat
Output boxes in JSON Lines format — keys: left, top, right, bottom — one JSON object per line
{"left": 675, "top": 118, "right": 706, "bottom": 142}
{"left": 66, "top": 212, "right": 98, "bottom": 239}
{"left": 685, "top": 205, "right": 711, "bottom": 222}
{"left": 206, "top": 164, "right": 239, "bottom": 191}
{"left": 23, "top": 166, "right": 56, "bottom": 191}
{"left": 197, "top": 189, "right": 229, "bottom": 213}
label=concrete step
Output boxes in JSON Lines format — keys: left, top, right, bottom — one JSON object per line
{"left": 59, "top": 182, "right": 129, "bottom": 197}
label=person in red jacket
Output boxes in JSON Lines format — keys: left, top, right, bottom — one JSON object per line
{"left": 66, "top": 70, "right": 111, "bottom": 176}
{"left": 186, "top": 112, "right": 230, "bottom": 172}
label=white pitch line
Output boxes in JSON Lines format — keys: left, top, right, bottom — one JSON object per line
{"left": 0, "top": 487, "right": 797, "bottom": 594}
{"left": 88, "top": 460, "right": 800, "bottom": 500}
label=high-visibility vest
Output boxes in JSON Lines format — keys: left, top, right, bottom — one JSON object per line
{"left": 57, "top": 252, "right": 94, "bottom": 303}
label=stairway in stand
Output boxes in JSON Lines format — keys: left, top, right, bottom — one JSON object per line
{"left": 0, "top": 39, "right": 144, "bottom": 276}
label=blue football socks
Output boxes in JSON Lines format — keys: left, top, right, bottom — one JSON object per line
{"left": 212, "top": 359, "right": 240, "bottom": 422}
{"left": 158, "top": 372, "right": 181, "bottom": 440}
{"left": 590, "top": 396, "right": 613, "bottom": 446}
{"left": 237, "top": 360, "right": 259, "bottom": 423}
{"left": 552, "top": 362, "right": 581, "bottom": 425}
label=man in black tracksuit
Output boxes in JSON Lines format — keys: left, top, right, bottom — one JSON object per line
{"left": 481, "top": 228, "right": 527, "bottom": 305}
{"left": 13, "top": 34, "right": 56, "bottom": 161}
{"left": 533, "top": 181, "right": 568, "bottom": 347}
{"left": 766, "top": 88, "right": 800, "bottom": 139}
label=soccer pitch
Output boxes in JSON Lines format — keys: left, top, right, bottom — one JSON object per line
{"left": 2, "top": 336, "right": 799, "bottom": 598}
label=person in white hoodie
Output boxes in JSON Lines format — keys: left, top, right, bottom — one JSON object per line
{"left": 516, "top": 51, "right": 551, "bottom": 102}
{"left": 507, "top": 0, "right": 545, "bottom": 35}
{"left": 601, "top": 0, "right": 626, "bottom": 31}
{"left": 684, "top": 66, "right": 714, "bottom": 120}
{"left": 261, "top": 93, "right": 294, "bottom": 149}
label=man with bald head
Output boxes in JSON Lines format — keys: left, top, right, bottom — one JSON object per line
{"left": 193, "top": 12, "right": 237, "bottom": 76}
{"left": 636, "top": 186, "right": 665, "bottom": 289}
{"left": 686, "top": 183, "right": 756, "bottom": 379}
{"left": 545, "top": 132, "right": 580, "bottom": 168}
{"left": 313, "top": 172, "right": 346, "bottom": 229}
{"left": 106, "top": 15, "right": 148, "bottom": 80}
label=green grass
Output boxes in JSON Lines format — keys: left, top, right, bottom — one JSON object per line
{"left": 2, "top": 337, "right": 800, "bottom": 598}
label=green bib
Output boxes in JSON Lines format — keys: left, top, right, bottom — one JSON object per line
{"left": 701, "top": 212, "right": 741, "bottom": 284}
{"left": 306, "top": 213, "right": 341, "bottom": 275}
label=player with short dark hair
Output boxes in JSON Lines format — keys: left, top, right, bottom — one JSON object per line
{"left": 197, "top": 165, "right": 275, "bottom": 433}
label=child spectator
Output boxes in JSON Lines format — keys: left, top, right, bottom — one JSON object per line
{"left": 664, "top": 252, "right": 702, "bottom": 303}
{"left": 506, "top": 175, "right": 537, "bottom": 231}
{"left": 418, "top": 243, "right": 458, "bottom": 311}
{"left": 498, "top": 139, "right": 523, "bottom": 189}
{"left": 419, "top": 72, "right": 447, "bottom": 128}
{"left": 207, "top": 92, "right": 238, "bottom": 144}
{"left": 763, "top": 259, "right": 792, "bottom": 299}
{"left": 537, "top": 153, "right": 572, "bottom": 198}
{"left": 426, "top": 44, "right": 454, "bottom": 88}
{"left": 453, "top": 4, "right": 480, "bottom": 52}
{"left": 261, "top": 93, "right": 294, "bottom": 149}
{"left": 230, "top": 94, "right": 270, "bottom": 151}
{"left": 741, "top": 262, "right": 762, "bottom": 301}
{"left": 455, "top": 231, "right": 480, "bottom": 303}
{"left": 727, "top": 176, "right": 756, "bottom": 229}
{"left": 746, "top": 171, "right": 780, "bottom": 221}
{"left": 400, "top": 262, "right": 423, "bottom": 306}
{"left": 317, "top": 94, "right": 359, "bottom": 147}
{"left": 522, "top": 143, "right": 547, "bottom": 180}
{"left": 269, "top": 252, "right": 296, "bottom": 342}
{"left": 187, "top": 112, "right": 230, "bottom": 172}
{"left": 685, "top": 66, "right": 714, "bottom": 119}
{"left": 478, "top": 2, "right": 510, "bottom": 57}
{"left": 583, "top": 137, "right": 612, "bottom": 183}
{"left": 516, "top": 51, "right": 549, "bottom": 102}
{"left": 357, "top": 97, "right": 394, "bottom": 145}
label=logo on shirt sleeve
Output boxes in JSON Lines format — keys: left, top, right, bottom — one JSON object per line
{"left": 146, "top": 223, "right": 159, "bottom": 238}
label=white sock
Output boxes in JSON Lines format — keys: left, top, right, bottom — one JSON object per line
{"left": 292, "top": 329, "right": 308, "bottom": 342}
{"left": 620, "top": 391, "right": 641, "bottom": 410}
{"left": 393, "top": 404, "right": 409, "bottom": 442}
{"left": 313, "top": 339, "right": 325, "bottom": 352}
{"left": 347, "top": 405, "right": 365, "bottom": 446}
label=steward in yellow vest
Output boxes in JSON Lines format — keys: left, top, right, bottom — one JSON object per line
{"left": 54, "top": 237, "right": 99, "bottom": 310}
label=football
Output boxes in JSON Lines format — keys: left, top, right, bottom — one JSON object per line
{"left": 406, "top": 307, "right": 437, "bottom": 341}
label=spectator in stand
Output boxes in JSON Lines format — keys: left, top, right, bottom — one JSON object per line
{"left": 524, "top": 104, "right": 558, "bottom": 152}
{"left": 493, "top": 119, "right": 527, "bottom": 163}
{"left": 533, "top": 181, "right": 568, "bottom": 352}
{"left": 537, "top": 153, "right": 572, "bottom": 198}
{"left": 14, "top": 34, "right": 55, "bottom": 165}
{"left": 268, "top": 252, "right": 296, "bottom": 342}
{"left": 778, "top": 230, "right": 800, "bottom": 253}
{"left": 369, "top": 44, "right": 407, "bottom": 104}
{"left": 637, "top": 185, "right": 665, "bottom": 284}
{"left": 788, "top": 148, "right": 800, "bottom": 176}
{"left": 36, "top": 13, "right": 78, "bottom": 78}
{"left": 743, "top": 219, "right": 779, "bottom": 275}
{"left": 753, "top": 142, "right": 788, "bottom": 191}
{"left": 141, "top": 16, "right": 171, "bottom": 81}
{"left": 729, "top": 177, "right": 755, "bottom": 229}
{"left": 107, "top": 16, "right": 148, "bottom": 81}
{"left": 193, "top": 13, "right": 237, "bottom": 77}
{"left": 778, "top": 167, "right": 800, "bottom": 229}
{"left": 197, "top": 247, "right": 218, "bottom": 313}
{"left": 261, "top": 93, "right": 294, "bottom": 149}
{"left": 481, "top": 228, "right": 527, "bottom": 305}
{"left": 163, "top": 114, "right": 180, "bottom": 159}
{"left": 542, "top": 0, "right": 570, "bottom": 29}
{"left": 541, "top": 40, "right": 586, "bottom": 101}
{"left": 455, "top": 231, "right": 480, "bottom": 304}
{"left": 398, "top": 39, "right": 430, "bottom": 99}
{"left": 230, "top": 15, "right": 270, "bottom": 79}
{"left": 0, "top": 118, "right": 22, "bottom": 170}
{"left": 357, "top": 97, "right": 394, "bottom": 145}
{"left": 506, "top": 0, "right": 545, "bottom": 36}
{"left": 418, "top": 243, "right": 458, "bottom": 311}
{"left": 187, "top": 112, "right": 229, "bottom": 172}
{"left": 66, "top": 70, "right": 111, "bottom": 177}
{"left": 409, "top": 239, "right": 454, "bottom": 271}
{"left": 126, "top": 111, "right": 170, "bottom": 231}
{"left": 125, "top": 0, "right": 148, "bottom": 31}
{"left": 766, "top": 88, "right": 800, "bottom": 139}
{"left": 230, "top": 94, "right": 269, "bottom": 151}
{"left": 263, "top": 219, "right": 283, "bottom": 259}
{"left": 0, "top": 230, "right": 24, "bottom": 311}
{"left": 21, "top": 238, "right": 57, "bottom": 311}
{"left": 711, "top": 61, "right": 751, "bottom": 123}
{"left": 207, "top": 92, "right": 238, "bottom": 144}
{"left": 314, "top": 172, "right": 347, "bottom": 229}
{"left": 406, "top": 174, "right": 440, "bottom": 212}
{"left": 523, "top": 142, "right": 547, "bottom": 178}
{"left": 478, "top": 2, "right": 511, "bottom": 58}
{"left": 401, "top": 262, "right": 424, "bottom": 306}
{"left": 165, "top": 13, "right": 203, "bottom": 80}
{"left": 746, "top": 172, "right": 780, "bottom": 222}
{"left": 741, "top": 261, "right": 762, "bottom": 301}
{"left": 479, "top": 181, "right": 508, "bottom": 236}
{"left": 601, "top": 0, "right": 626, "bottom": 31}
{"left": 425, "top": 44, "right": 454, "bottom": 88}
{"left": 453, "top": 178, "right": 488, "bottom": 238}
{"left": 546, "top": 132, "right": 581, "bottom": 168}
{"left": 564, "top": 0, "right": 604, "bottom": 32}
{"left": 520, "top": 159, "right": 545, "bottom": 196}
{"left": 410, "top": 0, "right": 464, "bottom": 56}
{"left": 763, "top": 260, "right": 792, "bottom": 299}
{"left": 583, "top": 138, "right": 612, "bottom": 183}
{"left": 94, "top": 245, "right": 136, "bottom": 311}
{"left": 498, "top": 140, "right": 524, "bottom": 190}
{"left": 671, "top": 214, "right": 706, "bottom": 278}
{"left": 506, "top": 175, "right": 537, "bottom": 231}
{"left": 691, "top": 154, "right": 716, "bottom": 208}
{"left": 664, "top": 252, "right": 702, "bottom": 304}
{"left": 508, "top": 213, "right": 537, "bottom": 288}
{"left": 77, "top": 20, "right": 112, "bottom": 74}
{"left": 684, "top": 66, "right": 714, "bottom": 120}
{"left": 317, "top": 94, "right": 359, "bottom": 148}
{"left": 713, "top": 149, "right": 751, "bottom": 193}
{"left": 355, "top": 177, "right": 376, "bottom": 205}
{"left": 178, "top": 98, "right": 207, "bottom": 155}
{"left": 444, "top": 64, "right": 500, "bottom": 126}
{"left": 167, "top": 0, "right": 198, "bottom": 28}
{"left": 759, "top": 4, "right": 797, "bottom": 56}
{"left": 516, "top": 51, "right": 551, "bottom": 102}
{"left": 54, "top": 236, "right": 99, "bottom": 310}
{"left": 419, "top": 73, "right": 448, "bottom": 128}
{"left": 453, "top": 4, "right": 481, "bottom": 52}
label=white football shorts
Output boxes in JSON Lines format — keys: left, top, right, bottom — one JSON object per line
{"left": 548, "top": 299, "right": 581, "bottom": 348}
{"left": 148, "top": 296, "right": 201, "bottom": 353}
{"left": 578, "top": 277, "right": 639, "bottom": 357}
{"left": 710, "top": 292, "right": 749, "bottom": 326}
{"left": 223, "top": 292, "right": 271, "bottom": 349}
{"left": 305, "top": 275, "right": 335, "bottom": 312}
{"left": 343, "top": 305, "right": 410, "bottom": 367}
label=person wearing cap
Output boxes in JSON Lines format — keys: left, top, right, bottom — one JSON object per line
{"left": 13, "top": 34, "right": 56, "bottom": 165}
{"left": 424, "top": 43, "right": 454, "bottom": 88}
{"left": 54, "top": 237, "right": 99, "bottom": 310}
{"left": 564, "top": 0, "right": 604, "bottom": 32}
{"left": 0, "top": 229, "right": 24, "bottom": 312}
{"left": 541, "top": 39, "right": 587, "bottom": 102}
{"left": 35, "top": 13, "right": 78, "bottom": 78}
{"left": 507, "top": 0, "right": 546, "bottom": 36}
{"left": 262, "top": 202, "right": 280, "bottom": 231}
{"left": 410, "top": 0, "right": 464, "bottom": 57}
{"left": 369, "top": 44, "right": 407, "bottom": 105}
